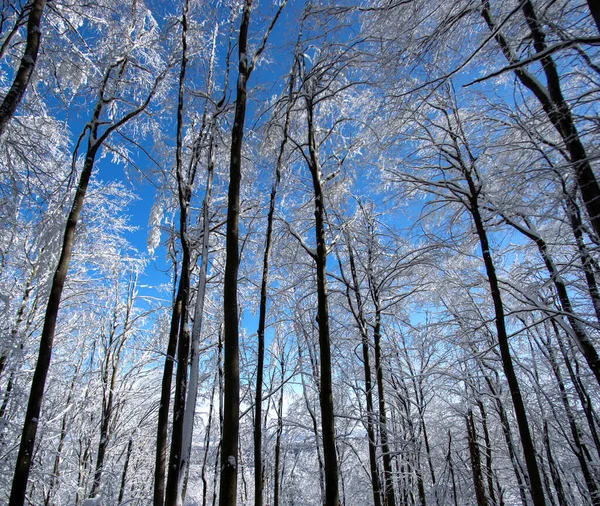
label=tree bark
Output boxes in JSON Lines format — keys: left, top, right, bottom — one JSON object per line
{"left": 370, "top": 286, "right": 396, "bottom": 506}
{"left": 273, "top": 350, "right": 285, "bottom": 506}
{"left": 466, "top": 409, "right": 489, "bottom": 506}
{"left": 305, "top": 92, "right": 340, "bottom": 506}
{"left": 340, "top": 239, "right": 382, "bottom": 506}
{"left": 117, "top": 435, "right": 134, "bottom": 505}
{"left": 0, "top": 0, "right": 47, "bottom": 137}
{"left": 9, "top": 124, "right": 100, "bottom": 506}
{"left": 219, "top": 2, "right": 252, "bottom": 504}
{"left": 466, "top": 176, "right": 547, "bottom": 506}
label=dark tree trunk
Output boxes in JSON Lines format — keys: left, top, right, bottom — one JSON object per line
{"left": 9, "top": 132, "right": 100, "bottom": 506}
{"left": 447, "top": 431, "right": 459, "bottom": 506}
{"left": 117, "top": 436, "right": 134, "bottom": 505}
{"left": 305, "top": 92, "right": 339, "bottom": 506}
{"left": 273, "top": 353, "right": 285, "bottom": 506}
{"left": 201, "top": 369, "right": 218, "bottom": 506}
{"left": 371, "top": 293, "right": 396, "bottom": 506}
{"left": 541, "top": 328, "right": 600, "bottom": 504}
{"left": 0, "top": 0, "right": 46, "bottom": 137}
{"left": 219, "top": 2, "right": 252, "bottom": 504}
{"left": 340, "top": 239, "right": 382, "bottom": 506}
{"left": 154, "top": 279, "right": 184, "bottom": 506}
{"left": 466, "top": 177, "right": 547, "bottom": 506}
{"left": 466, "top": 409, "right": 489, "bottom": 506}
{"left": 482, "top": 373, "right": 529, "bottom": 506}
{"left": 164, "top": 5, "right": 194, "bottom": 503}
{"left": 543, "top": 421, "right": 569, "bottom": 506}
{"left": 44, "top": 363, "right": 79, "bottom": 506}
{"left": 476, "top": 400, "right": 498, "bottom": 506}
{"left": 297, "top": 328, "right": 326, "bottom": 505}
{"left": 552, "top": 319, "right": 600, "bottom": 460}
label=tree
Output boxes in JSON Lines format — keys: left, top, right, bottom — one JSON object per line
{"left": 0, "top": 0, "right": 47, "bottom": 137}
{"left": 9, "top": 11, "right": 166, "bottom": 502}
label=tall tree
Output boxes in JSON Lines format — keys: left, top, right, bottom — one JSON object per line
{"left": 9, "top": 35, "right": 165, "bottom": 506}
{"left": 220, "top": 2, "right": 286, "bottom": 505}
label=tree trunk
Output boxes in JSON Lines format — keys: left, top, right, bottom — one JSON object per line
{"left": 338, "top": 237, "right": 382, "bottom": 506}
{"left": 44, "top": 362, "right": 79, "bottom": 506}
{"left": 0, "top": 0, "right": 47, "bottom": 137}
{"left": 447, "top": 431, "right": 459, "bottom": 506}
{"left": 466, "top": 177, "right": 547, "bottom": 506}
{"left": 219, "top": 2, "right": 252, "bottom": 504}
{"left": 371, "top": 291, "right": 396, "bottom": 506}
{"left": 117, "top": 436, "right": 134, "bottom": 505}
{"left": 178, "top": 131, "right": 215, "bottom": 506}
{"left": 541, "top": 327, "right": 600, "bottom": 504}
{"left": 9, "top": 128, "right": 100, "bottom": 506}
{"left": 154, "top": 278, "right": 184, "bottom": 506}
{"left": 482, "top": 373, "right": 529, "bottom": 506}
{"left": 305, "top": 92, "right": 339, "bottom": 506}
{"left": 543, "top": 421, "right": 568, "bottom": 506}
{"left": 466, "top": 409, "right": 489, "bottom": 506}
{"left": 273, "top": 352, "right": 285, "bottom": 506}
{"left": 476, "top": 399, "right": 498, "bottom": 506}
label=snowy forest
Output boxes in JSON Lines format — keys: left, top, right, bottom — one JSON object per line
{"left": 1, "top": 0, "right": 600, "bottom": 505}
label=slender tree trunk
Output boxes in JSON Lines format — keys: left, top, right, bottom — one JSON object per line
{"left": 466, "top": 178, "right": 547, "bottom": 506}
{"left": 297, "top": 332, "right": 326, "bottom": 505}
{"left": 164, "top": 5, "right": 195, "bottom": 502}
{"left": 339, "top": 238, "right": 382, "bottom": 506}
{"left": 219, "top": 2, "right": 252, "bottom": 504}
{"left": 447, "top": 431, "right": 459, "bottom": 506}
{"left": 305, "top": 92, "right": 339, "bottom": 506}
{"left": 552, "top": 319, "right": 600, "bottom": 460}
{"left": 371, "top": 293, "right": 396, "bottom": 506}
{"left": 467, "top": 409, "right": 489, "bottom": 506}
{"left": 0, "top": 0, "right": 47, "bottom": 137}
{"left": 273, "top": 352, "right": 285, "bottom": 506}
{"left": 482, "top": 373, "right": 529, "bottom": 506}
{"left": 117, "top": 435, "right": 134, "bottom": 505}
{"left": 9, "top": 128, "right": 100, "bottom": 506}
{"left": 476, "top": 400, "right": 498, "bottom": 506}
{"left": 178, "top": 136, "right": 215, "bottom": 506}
{"left": 154, "top": 278, "right": 184, "bottom": 506}
{"left": 543, "top": 421, "right": 568, "bottom": 506}
{"left": 541, "top": 329, "right": 600, "bottom": 504}
{"left": 44, "top": 363, "right": 79, "bottom": 506}
{"left": 90, "top": 286, "right": 133, "bottom": 498}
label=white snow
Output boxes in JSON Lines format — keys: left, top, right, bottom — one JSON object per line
{"left": 227, "top": 455, "right": 237, "bottom": 470}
